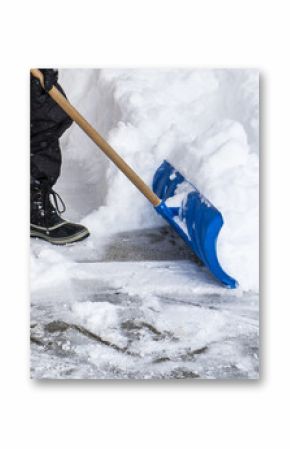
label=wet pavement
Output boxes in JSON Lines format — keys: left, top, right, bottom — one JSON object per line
{"left": 31, "top": 227, "right": 259, "bottom": 379}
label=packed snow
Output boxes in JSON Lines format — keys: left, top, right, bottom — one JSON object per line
{"left": 58, "top": 68, "right": 259, "bottom": 292}
{"left": 30, "top": 69, "right": 259, "bottom": 379}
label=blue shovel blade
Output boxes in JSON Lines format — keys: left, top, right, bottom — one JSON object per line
{"left": 153, "top": 160, "right": 238, "bottom": 288}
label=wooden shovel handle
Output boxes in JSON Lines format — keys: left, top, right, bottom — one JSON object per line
{"left": 30, "top": 68, "right": 161, "bottom": 207}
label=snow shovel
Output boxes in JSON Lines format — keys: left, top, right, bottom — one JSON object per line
{"left": 31, "top": 69, "right": 238, "bottom": 289}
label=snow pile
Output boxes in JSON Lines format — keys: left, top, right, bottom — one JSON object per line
{"left": 58, "top": 69, "right": 259, "bottom": 291}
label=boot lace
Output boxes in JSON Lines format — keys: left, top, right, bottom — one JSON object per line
{"left": 44, "top": 185, "right": 66, "bottom": 216}
{"left": 34, "top": 183, "right": 66, "bottom": 230}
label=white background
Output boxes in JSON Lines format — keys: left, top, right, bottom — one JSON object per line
{"left": 0, "top": 1, "right": 289, "bottom": 448}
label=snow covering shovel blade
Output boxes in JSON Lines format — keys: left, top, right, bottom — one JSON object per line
{"left": 153, "top": 161, "right": 238, "bottom": 289}
{"left": 31, "top": 69, "right": 237, "bottom": 289}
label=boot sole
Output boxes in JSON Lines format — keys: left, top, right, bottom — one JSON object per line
{"left": 30, "top": 228, "right": 90, "bottom": 245}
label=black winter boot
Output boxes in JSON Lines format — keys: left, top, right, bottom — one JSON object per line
{"left": 30, "top": 183, "right": 90, "bottom": 245}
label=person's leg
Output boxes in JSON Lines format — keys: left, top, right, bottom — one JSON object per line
{"left": 30, "top": 74, "right": 72, "bottom": 186}
{"left": 30, "top": 71, "right": 89, "bottom": 244}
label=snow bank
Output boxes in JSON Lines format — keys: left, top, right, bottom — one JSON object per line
{"left": 58, "top": 69, "right": 259, "bottom": 292}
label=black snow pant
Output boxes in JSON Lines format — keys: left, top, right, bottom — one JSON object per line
{"left": 30, "top": 73, "right": 72, "bottom": 188}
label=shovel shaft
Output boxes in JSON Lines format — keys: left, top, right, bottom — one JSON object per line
{"left": 30, "top": 69, "right": 161, "bottom": 207}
